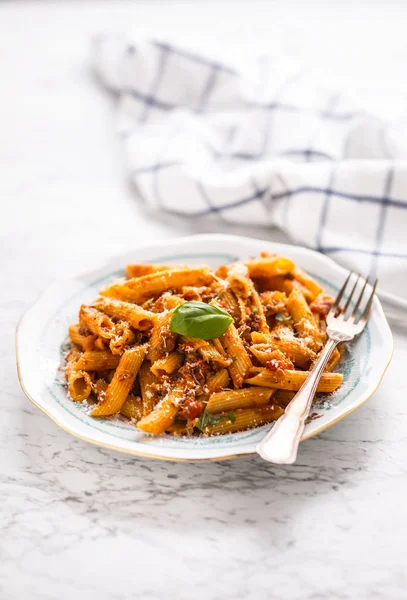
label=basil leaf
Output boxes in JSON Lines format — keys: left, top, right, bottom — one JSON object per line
{"left": 170, "top": 301, "right": 233, "bottom": 339}
{"left": 196, "top": 411, "right": 225, "bottom": 431}
{"left": 227, "top": 411, "right": 236, "bottom": 423}
{"left": 275, "top": 312, "right": 292, "bottom": 322}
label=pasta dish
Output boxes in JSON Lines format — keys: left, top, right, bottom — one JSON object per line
{"left": 64, "top": 253, "right": 343, "bottom": 436}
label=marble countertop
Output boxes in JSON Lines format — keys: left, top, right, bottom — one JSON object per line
{"left": 2, "top": 2, "right": 407, "bottom": 599}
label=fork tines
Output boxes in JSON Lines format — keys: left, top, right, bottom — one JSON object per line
{"left": 330, "top": 272, "right": 378, "bottom": 324}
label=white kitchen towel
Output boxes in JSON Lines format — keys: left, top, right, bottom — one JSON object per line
{"left": 93, "top": 36, "right": 407, "bottom": 312}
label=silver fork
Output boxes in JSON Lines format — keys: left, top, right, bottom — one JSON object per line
{"left": 256, "top": 272, "right": 377, "bottom": 465}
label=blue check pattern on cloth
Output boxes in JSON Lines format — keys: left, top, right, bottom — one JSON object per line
{"left": 94, "top": 36, "right": 407, "bottom": 299}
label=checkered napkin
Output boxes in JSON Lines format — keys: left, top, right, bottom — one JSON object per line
{"left": 93, "top": 36, "right": 407, "bottom": 317}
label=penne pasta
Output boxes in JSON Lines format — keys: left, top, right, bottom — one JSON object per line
{"left": 79, "top": 305, "right": 116, "bottom": 339}
{"left": 68, "top": 371, "right": 92, "bottom": 402}
{"left": 94, "top": 336, "right": 110, "bottom": 350}
{"left": 65, "top": 251, "right": 346, "bottom": 437}
{"left": 126, "top": 264, "right": 187, "bottom": 278}
{"left": 250, "top": 331, "right": 271, "bottom": 344}
{"left": 139, "top": 361, "right": 159, "bottom": 416}
{"left": 227, "top": 263, "right": 251, "bottom": 298}
{"left": 222, "top": 265, "right": 270, "bottom": 334}
{"left": 245, "top": 256, "right": 295, "bottom": 278}
{"left": 94, "top": 379, "right": 143, "bottom": 421}
{"left": 65, "top": 347, "right": 92, "bottom": 402}
{"left": 65, "top": 347, "right": 82, "bottom": 378}
{"left": 91, "top": 344, "right": 148, "bottom": 416}
{"left": 245, "top": 368, "right": 343, "bottom": 392}
{"left": 274, "top": 389, "right": 296, "bottom": 407}
{"left": 206, "top": 387, "right": 275, "bottom": 413}
{"left": 268, "top": 324, "right": 317, "bottom": 369}
{"left": 249, "top": 344, "right": 294, "bottom": 369}
{"left": 150, "top": 351, "right": 184, "bottom": 378}
{"left": 253, "top": 274, "right": 287, "bottom": 293}
{"left": 181, "top": 286, "right": 207, "bottom": 301}
{"left": 147, "top": 312, "right": 176, "bottom": 363}
{"left": 166, "top": 423, "right": 190, "bottom": 436}
{"left": 325, "top": 344, "right": 344, "bottom": 372}
{"left": 68, "top": 323, "right": 97, "bottom": 351}
{"left": 109, "top": 321, "right": 137, "bottom": 355}
{"left": 206, "top": 368, "right": 230, "bottom": 393}
{"left": 236, "top": 295, "right": 250, "bottom": 325}
{"left": 216, "top": 289, "right": 241, "bottom": 322}
{"left": 249, "top": 286, "right": 270, "bottom": 335}
{"left": 120, "top": 395, "right": 144, "bottom": 421}
{"left": 92, "top": 297, "right": 157, "bottom": 331}
{"left": 220, "top": 323, "right": 252, "bottom": 387}
{"left": 100, "top": 267, "right": 214, "bottom": 303}
{"left": 293, "top": 267, "right": 322, "bottom": 297}
{"left": 287, "top": 287, "right": 323, "bottom": 351}
{"left": 151, "top": 294, "right": 184, "bottom": 312}
{"left": 74, "top": 350, "right": 120, "bottom": 372}
{"left": 181, "top": 337, "right": 231, "bottom": 367}
{"left": 137, "top": 387, "right": 185, "bottom": 434}
{"left": 259, "top": 291, "right": 287, "bottom": 316}
{"left": 283, "top": 279, "right": 314, "bottom": 302}
{"left": 202, "top": 405, "right": 284, "bottom": 435}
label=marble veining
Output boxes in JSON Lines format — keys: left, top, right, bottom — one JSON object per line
{"left": 1, "top": 2, "right": 407, "bottom": 599}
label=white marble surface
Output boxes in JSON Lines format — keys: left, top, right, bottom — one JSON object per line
{"left": 1, "top": 2, "right": 407, "bottom": 599}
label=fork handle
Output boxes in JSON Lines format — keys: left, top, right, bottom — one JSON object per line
{"left": 256, "top": 338, "right": 338, "bottom": 464}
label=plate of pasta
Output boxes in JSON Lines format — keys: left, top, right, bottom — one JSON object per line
{"left": 16, "top": 234, "right": 393, "bottom": 461}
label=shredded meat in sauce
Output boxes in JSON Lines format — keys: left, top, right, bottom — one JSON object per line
{"left": 310, "top": 293, "right": 334, "bottom": 316}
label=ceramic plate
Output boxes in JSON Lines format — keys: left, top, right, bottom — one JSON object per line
{"left": 16, "top": 234, "right": 393, "bottom": 461}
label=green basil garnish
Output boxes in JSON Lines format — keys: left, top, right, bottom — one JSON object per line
{"left": 275, "top": 312, "right": 292, "bottom": 322}
{"left": 170, "top": 301, "right": 233, "bottom": 339}
{"left": 196, "top": 411, "right": 225, "bottom": 431}
{"left": 196, "top": 410, "right": 237, "bottom": 431}
{"left": 227, "top": 411, "right": 236, "bottom": 424}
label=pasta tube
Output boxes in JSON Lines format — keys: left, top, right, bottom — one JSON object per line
{"left": 68, "top": 372, "right": 92, "bottom": 402}
{"left": 202, "top": 405, "right": 284, "bottom": 435}
{"left": 287, "top": 287, "right": 323, "bottom": 351}
{"left": 120, "top": 396, "right": 144, "bottom": 421}
{"left": 245, "top": 368, "right": 343, "bottom": 392}
{"left": 206, "top": 368, "right": 230, "bottom": 393}
{"left": 126, "top": 264, "right": 187, "bottom": 278}
{"left": 274, "top": 389, "right": 296, "bottom": 407}
{"left": 94, "top": 379, "right": 143, "bottom": 421}
{"left": 216, "top": 289, "right": 240, "bottom": 322}
{"left": 79, "top": 305, "right": 116, "bottom": 339}
{"left": 137, "top": 387, "right": 185, "bottom": 434}
{"left": 91, "top": 345, "right": 148, "bottom": 416}
{"left": 68, "top": 324, "right": 96, "bottom": 351}
{"left": 100, "top": 267, "right": 214, "bottom": 303}
{"left": 74, "top": 350, "right": 120, "bottom": 372}
{"left": 206, "top": 387, "right": 275, "bottom": 413}
{"left": 245, "top": 256, "right": 295, "bottom": 278}
{"left": 227, "top": 263, "right": 251, "bottom": 298}
{"left": 249, "top": 344, "right": 294, "bottom": 369}
{"left": 65, "top": 348, "right": 92, "bottom": 402}
{"left": 147, "top": 312, "right": 176, "bottom": 363}
{"left": 220, "top": 323, "right": 252, "bottom": 387}
{"left": 109, "top": 322, "right": 137, "bottom": 355}
{"left": 151, "top": 352, "right": 184, "bottom": 378}
{"left": 293, "top": 267, "right": 322, "bottom": 297}
{"left": 92, "top": 297, "right": 157, "bottom": 331}
{"left": 181, "top": 337, "right": 231, "bottom": 367}
{"left": 139, "top": 361, "right": 159, "bottom": 416}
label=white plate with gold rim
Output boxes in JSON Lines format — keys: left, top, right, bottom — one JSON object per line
{"left": 16, "top": 234, "right": 393, "bottom": 462}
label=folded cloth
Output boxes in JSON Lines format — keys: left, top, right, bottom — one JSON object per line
{"left": 93, "top": 36, "right": 407, "bottom": 311}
